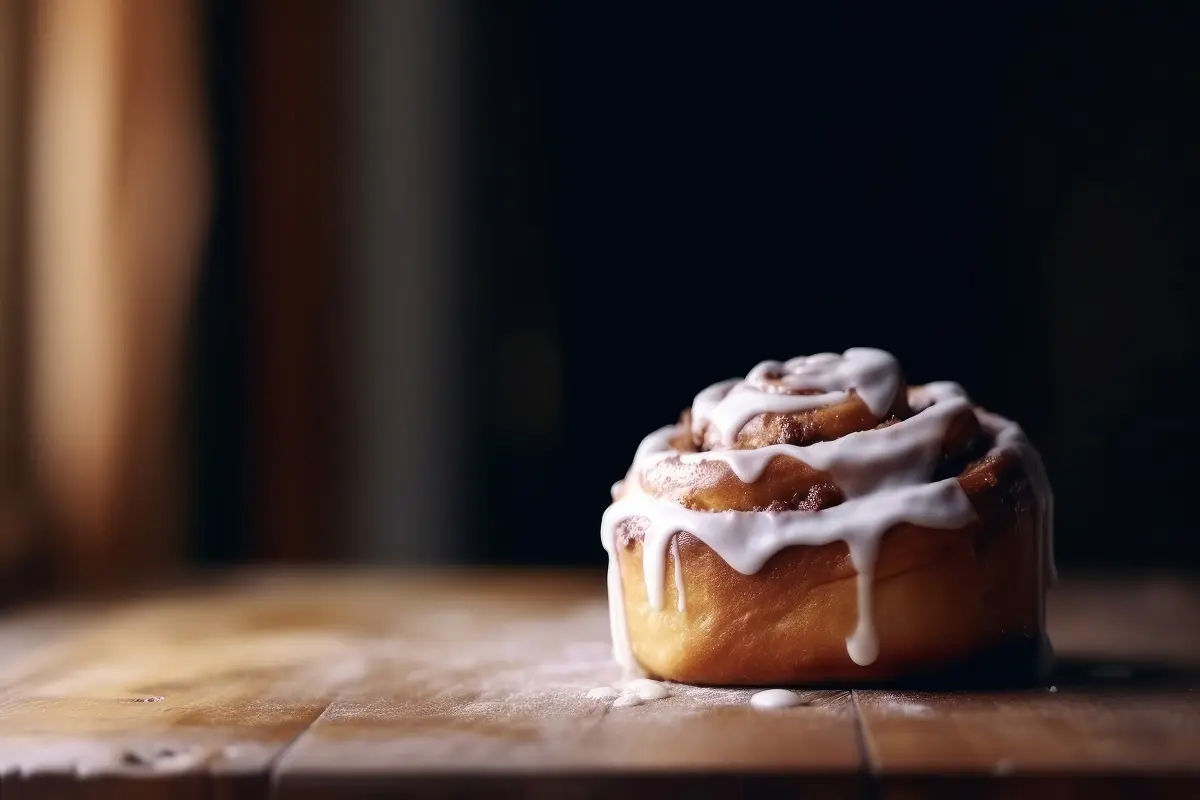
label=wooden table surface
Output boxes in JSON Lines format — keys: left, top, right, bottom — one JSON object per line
{"left": 0, "top": 571, "right": 1197, "bottom": 799}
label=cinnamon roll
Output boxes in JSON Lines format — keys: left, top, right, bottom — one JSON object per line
{"left": 601, "top": 348, "right": 1053, "bottom": 685}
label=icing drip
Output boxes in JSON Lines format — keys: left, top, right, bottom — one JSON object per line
{"left": 600, "top": 349, "right": 1054, "bottom": 675}
{"left": 605, "top": 533, "right": 642, "bottom": 675}
{"left": 671, "top": 535, "right": 686, "bottom": 613}
{"left": 691, "top": 348, "right": 901, "bottom": 445}
{"left": 844, "top": 538, "right": 880, "bottom": 666}
{"left": 749, "top": 689, "right": 806, "bottom": 709}
{"left": 604, "top": 476, "right": 975, "bottom": 616}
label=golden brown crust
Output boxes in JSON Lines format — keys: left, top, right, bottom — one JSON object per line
{"left": 615, "top": 384, "right": 1044, "bottom": 686}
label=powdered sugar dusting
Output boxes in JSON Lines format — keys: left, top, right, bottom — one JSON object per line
{"left": 867, "top": 692, "right": 936, "bottom": 718}
{"left": 887, "top": 701, "right": 932, "bottom": 717}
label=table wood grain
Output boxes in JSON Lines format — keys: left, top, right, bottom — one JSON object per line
{"left": 0, "top": 570, "right": 1196, "bottom": 798}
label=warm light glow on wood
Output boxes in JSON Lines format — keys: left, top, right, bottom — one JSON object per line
{"left": 28, "top": 0, "right": 208, "bottom": 585}
{"left": 0, "top": 0, "right": 32, "bottom": 583}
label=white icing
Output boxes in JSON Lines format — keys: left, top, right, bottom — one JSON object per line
{"left": 691, "top": 348, "right": 901, "bottom": 445}
{"left": 749, "top": 689, "right": 805, "bottom": 709}
{"left": 586, "top": 681, "right": 672, "bottom": 702}
{"left": 912, "top": 381, "right": 969, "bottom": 408}
{"left": 689, "top": 379, "right": 740, "bottom": 440}
{"left": 845, "top": 538, "right": 880, "bottom": 666}
{"left": 636, "top": 388, "right": 970, "bottom": 489}
{"left": 605, "top": 536, "right": 642, "bottom": 676}
{"left": 671, "top": 535, "right": 686, "bottom": 613}
{"left": 600, "top": 349, "right": 1054, "bottom": 676}
{"left": 602, "top": 477, "right": 976, "bottom": 669}
{"left": 620, "top": 482, "right": 974, "bottom": 602}
{"left": 624, "top": 678, "right": 670, "bottom": 700}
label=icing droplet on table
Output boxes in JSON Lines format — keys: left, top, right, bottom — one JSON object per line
{"left": 612, "top": 693, "right": 644, "bottom": 708}
{"left": 585, "top": 687, "right": 620, "bottom": 700}
{"left": 749, "top": 689, "right": 806, "bottom": 709}
{"left": 624, "top": 678, "right": 670, "bottom": 701}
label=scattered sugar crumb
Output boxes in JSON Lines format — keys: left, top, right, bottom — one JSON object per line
{"left": 1048, "top": 685, "right": 1058, "bottom": 693}
{"left": 994, "top": 758, "right": 1015, "bottom": 775}
{"left": 585, "top": 687, "right": 620, "bottom": 700}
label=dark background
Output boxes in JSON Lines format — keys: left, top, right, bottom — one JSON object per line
{"left": 192, "top": 2, "right": 1199, "bottom": 573}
